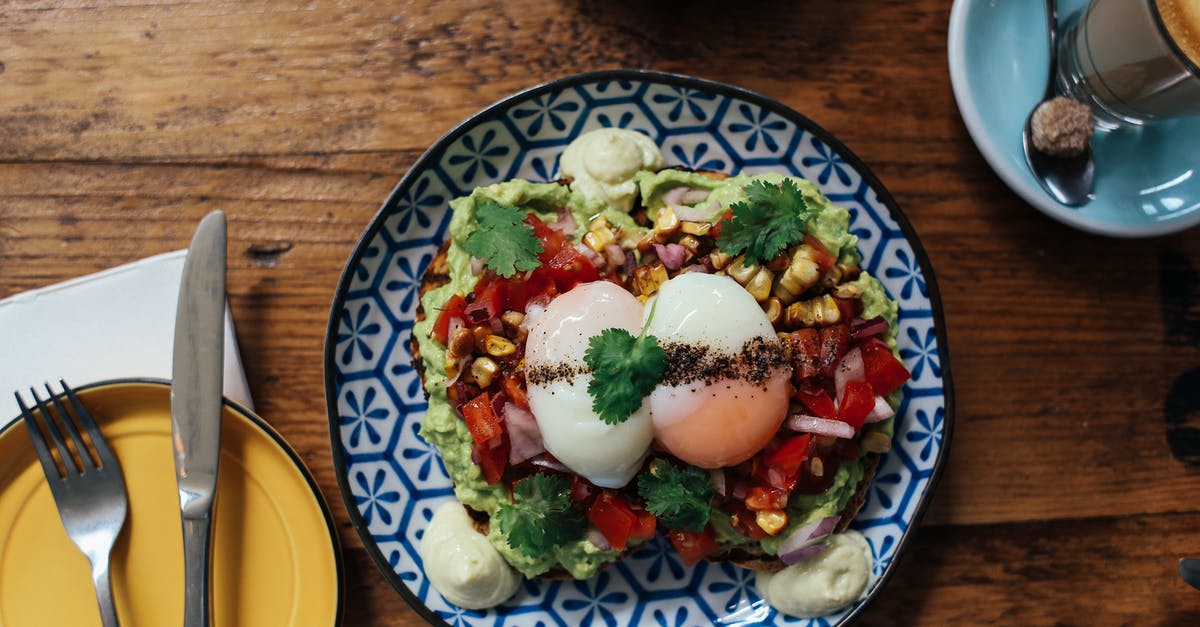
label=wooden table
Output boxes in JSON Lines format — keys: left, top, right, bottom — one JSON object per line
{"left": 4, "top": 1, "right": 1200, "bottom": 624}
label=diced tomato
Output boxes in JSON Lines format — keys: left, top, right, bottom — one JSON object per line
{"left": 860, "top": 341, "right": 911, "bottom": 396}
{"left": 431, "top": 293, "right": 468, "bottom": 345}
{"left": 838, "top": 380, "right": 875, "bottom": 432}
{"left": 818, "top": 323, "right": 850, "bottom": 375}
{"left": 803, "top": 234, "right": 837, "bottom": 273}
{"left": 631, "top": 509, "right": 657, "bottom": 542}
{"left": 545, "top": 245, "right": 600, "bottom": 288}
{"left": 834, "top": 297, "right": 861, "bottom": 322}
{"left": 668, "top": 529, "right": 718, "bottom": 566}
{"left": 586, "top": 493, "right": 638, "bottom": 551}
{"left": 465, "top": 276, "right": 505, "bottom": 324}
{"left": 500, "top": 376, "right": 529, "bottom": 410}
{"left": 763, "top": 434, "right": 812, "bottom": 476}
{"left": 795, "top": 386, "right": 837, "bottom": 420}
{"left": 788, "top": 329, "right": 822, "bottom": 381}
{"left": 526, "top": 214, "right": 568, "bottom": 263}
{"left": 460, "top": 392, "right": 503, "bottom": 445}
{"left": 710, "top": 209, "right": 733, "bottom": 238}
{"left": 744, "top": 486, "right": 788, "bottom": 511}
{"left": 472, "top": 436, "right": 508, "bottom": 484}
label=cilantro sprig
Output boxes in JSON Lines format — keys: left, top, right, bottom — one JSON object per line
{"left": 715, "top": 178, "right": 815, "bottom": 266}
{"left": 637, "top": 459, "right": 716, "bottom": 532}
{"left": 461, "top": 197, "right": 544, "bottom": 278}
{"left": 583, "top": 303, "right": 667, "bottom": 425}
{"left": 494, "top": 473, "right": 585, "bottom": 557}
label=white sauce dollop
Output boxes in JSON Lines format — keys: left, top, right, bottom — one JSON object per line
{"left": 755, "top": 531, "right": 874, "bottom": 618}
{"left": 420, "top": 501, "right": 521, "bottom": 609}
{"left": 559, "top": 128, "right": 665, "bottom": 211}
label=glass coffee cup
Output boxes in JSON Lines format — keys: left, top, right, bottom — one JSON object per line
{"left": 1056, "top": 0, "right": 1200, "bottom": 129}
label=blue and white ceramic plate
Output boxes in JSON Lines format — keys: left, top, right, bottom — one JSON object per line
{"left": 949, "top": 0, "right": 1200, "bottom": 238}
{"left": 324, "top": 70, "right": 954, "bottom": 627}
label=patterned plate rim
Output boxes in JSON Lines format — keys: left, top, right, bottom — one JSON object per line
{"left": 322, "top": 68, "right": 956, "bottom": 626}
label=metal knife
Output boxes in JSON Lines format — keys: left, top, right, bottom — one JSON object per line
{"left": 1182, "top": 558, "right": 1200, "bottom": 591}
{"left": 171, "top": 210, "right": 227, "bottom": 627}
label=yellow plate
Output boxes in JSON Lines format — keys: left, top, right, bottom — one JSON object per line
{"left": 0, "top": 380, "right": 343, "bottom": 626}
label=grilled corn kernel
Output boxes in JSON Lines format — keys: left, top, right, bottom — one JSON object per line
{"left": 484, "top": 335, "right": 516, "bottom": 357}
{"left": 472, "top": 326, "right": 492, "bottom": 352}
{"left": 709, "top": 249, "right": 731, "bottom": 270}
{"left": 447, "top": 327, "right": 475, "bottom": 358}
{"left": 727, "top": 256, "right": 760, "bottom": 285}
{"left": 636, "top": 231, "right": 656, "bottom": 252}
{"left": 444, "top": 356, "right": 462, "bottom": 380}
{"left": 840, "top": 264, "right": 861, "bottom": 282}
{"left": 632, "top": 261, "right": 670, "bottom": 296}
{"left": 810, "top": 457, "right": 825, "bottom": 478}
{"left": 583, "top": 216, "right": 616, "bottom": 252}
{"left": 653, "top": 206, "right": 680, "bottom": 240}
{"left": 756, "top": 509, "right": 789, "bottom": 536}
{"left": 504, "top": 307, "right": 528, "bottom": 331}
{"left": 862, "top": 430, "right": 893, "bottom": 454}
{"left": 785, "top": 294, "right": 841, "bottom": 328}
{"left": 834, "top": 283, "right": 863, "bottom": 300}
{"left": 763, "top": 297, "right": 783, "bottom": 325}
{"left": 468, "top": 357, "right": 499, "bottom": 389}
{"left": 745, "top": 268, "right": 775, "bottom": 302}
{"left": 766, "top": 250, "right": 790, "bottom": 272}
{"left": 680, "top": 220, "right": 712, "bottom": 236}
{"left": 773, "top": 245, "right": 822, "bottom": 304}
{"left": 677, "top": 234, "right": 702, "bottom": 255}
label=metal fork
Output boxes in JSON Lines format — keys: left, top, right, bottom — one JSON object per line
{"left": 15, "top": 381, "right": 128, "bottom": 627}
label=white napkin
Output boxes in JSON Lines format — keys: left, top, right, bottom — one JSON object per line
{"left": 0, "top": 250, "right": 253, "bottom": 427}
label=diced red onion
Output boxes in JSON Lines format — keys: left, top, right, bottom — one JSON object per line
{"left": 574, "top": 243, "right": 606, "bottom": 269}
{"left": 489, "top": 318, "right": 504, "bottom": 334}
{"left": 469, "top": 256, "right": 486, "bottom": 276}
{"left": 731, "top": 479, "right": 748, "bottom": 500}
{"left": 851, "top": 316, "right": 889, "bottom": 340}
{"left": 604, "top": 243, "right": 627, "bottom": 269}
{"left": 676, "top": 263, "right": 709, "bottom": 275}
{"left": 780, "top": 542, "right": 830, "bottom": 564}
{"left": 549, "top": 206, "right": 577, "bottom": 238}
{"left": 777, "top": 515, "right": 840, "bottom": 565}
{"left": 865, "top": 395, "right": 895, "bottom": 423}
{"left": 529, "top": 455, "right": 571, "bottom": 474}
{"left": 504, "top": 402, "right": 546, "bottom": 465}
{"left": 834, "top": 347, "right": 864, "bottom": 402}
{"left": 586, "top": 527, "right": 612, "bottom": 551}
{"left": 443, "top": 355, "right": 470, "bottom": 387}
{"left": 622, "top": 252, "right": 638, "bottom": 277}
{"left": 786, "top": 414, "right": 856, "bottom": 439}
{"left": 709, "top": 468, "right": 727, "bottom": 497}
{"left": 662, "top": 185, "right": 710, "bottom": 207}
{"left": 652, "top": 243, "right": 688, "bottom": 270}
{"left": 445, "top": 316, "right": 465, "bottom": 345}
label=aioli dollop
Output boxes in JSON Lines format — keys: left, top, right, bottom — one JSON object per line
{"left": 755, "top": 531, "right": 873, "bottom": 618}
{"left": 420, "top": 501, "right": 521, "bottom": 609}
{"left": 559, "top": 128, "right": 665, "bottom": 211}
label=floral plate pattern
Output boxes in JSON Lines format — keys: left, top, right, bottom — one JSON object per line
{"left": 324, "top": 70, "right": 954, "bottom": 627}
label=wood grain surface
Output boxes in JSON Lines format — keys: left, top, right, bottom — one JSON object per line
{"left": 4, "top": 1, "right": 1200, "bottom": 625}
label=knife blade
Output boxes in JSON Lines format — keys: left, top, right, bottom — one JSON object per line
{"left": 1182, "top": 558, "right": 1200, "bottom": 591}
{"left": 171, "top": 210, "right": 226, "bottom": 627}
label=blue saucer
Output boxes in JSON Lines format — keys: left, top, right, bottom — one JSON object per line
{"left": 949, "top": 0, "right": 1200, "bottom": 238}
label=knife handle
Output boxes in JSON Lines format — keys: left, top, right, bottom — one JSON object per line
{"left": 182, "top": 514, "right": 213, "bottom": 627}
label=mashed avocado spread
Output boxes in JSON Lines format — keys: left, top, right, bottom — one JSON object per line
{"left": 413, "top": 154, "right": 898, "bottom": 580}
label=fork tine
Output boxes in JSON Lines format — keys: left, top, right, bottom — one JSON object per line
{"left": 45, "top": 382, "right": 97, "bottom": 471}
{"left": 60, "top": 380, "right": 118, "bottom": 470}
{"left": 15, "top": 391, "right": 65, "bottom": 481}
{"left": 29, "top": 386, "right": 82, "bottom": 475}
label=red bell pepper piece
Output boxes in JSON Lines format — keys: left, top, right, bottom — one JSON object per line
{"left": 838, "top": 380, "right": 875, "bottom": 432}
{"left": 431, "top": 293, "right": 468, "bottom": 346}
{"left": 461, "top": 392, "right": 503, "bottom": 445}
{"left": 668, "top": 528, "right": 718, "bottom": 566}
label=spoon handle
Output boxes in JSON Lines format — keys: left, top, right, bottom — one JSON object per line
{"left": 1042, "top": 0, "right": 1059, "bottom": 100}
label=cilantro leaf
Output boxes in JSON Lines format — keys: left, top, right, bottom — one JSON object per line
{"left": 461, "top": 197, "right": 544, "bottom": 278}
{"left": 716, "top": 178, "right": 814, "bottom": 266}
{"left": 584, "top": 327, "right": 667, "bottom": 425}
{"left": 637, "top": 459, "right": 716, "bottom": 533}
{"left": 494, "top": 473, "right": 585, "bottom": 557}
